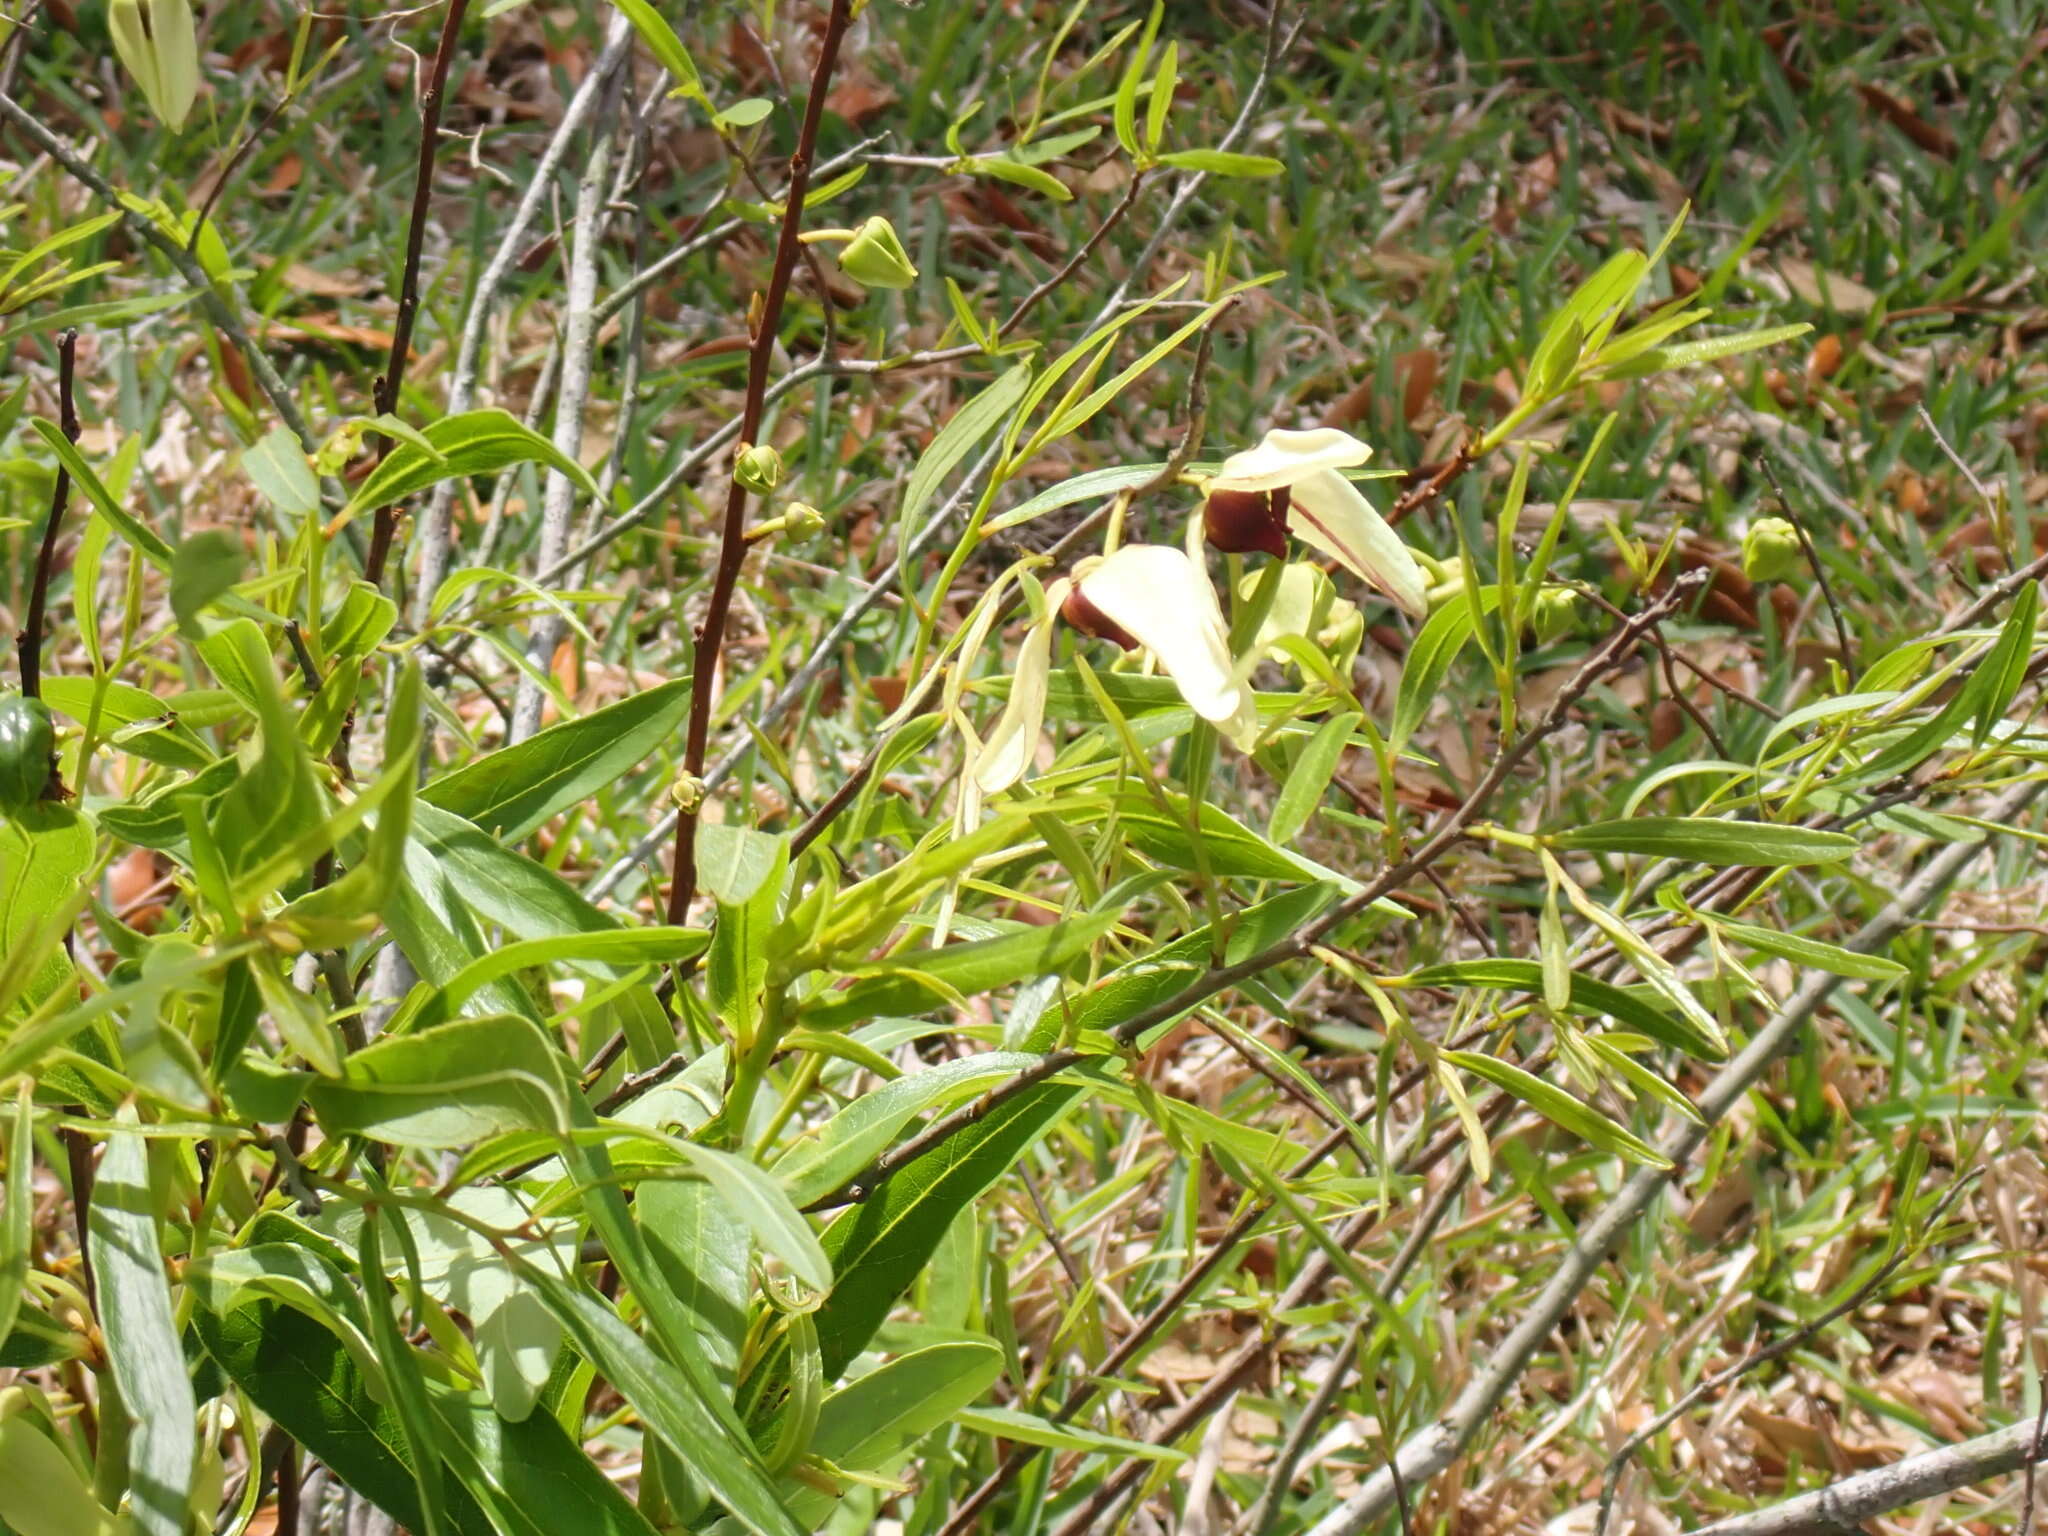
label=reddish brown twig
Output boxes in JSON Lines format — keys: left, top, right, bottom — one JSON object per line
{"left": 18, "top": 328, "right": 78, "bottom": 700}
{"left": 665, "top": 0, "right": 855, "bottom": 923}
{"left": 363, "top": 0, "right": 472, "bottom": 588}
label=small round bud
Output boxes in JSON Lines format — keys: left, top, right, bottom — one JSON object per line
{"left": 1530, "top": 587, "right": 1580, "bottom": 645}
{"left": 735, "top": 443, "right": 784, "bottom": 496}
{"left": 670, "top": 772, "right": 707, "bottom": 813}
{"left": 1742, "top": 517, "right": 1802, "bottom": 584}
{"left": 838, "top": 215, "right": 919, "bottom": 290}
{"left": 1202, "top": 485, "right": 1290, "bottom": 559}
{"left": 1060, "top": 584, "right": 1138, "bottom": 650}
{"left": 785, "top": 501, "right": 827, "bottom": 536}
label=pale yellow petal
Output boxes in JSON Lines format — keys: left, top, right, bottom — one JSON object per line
{"left": 1287, "top": 468, "right": 1428, "bottom": 618}
{"left": 1077, "top": 544, "right": 1251, "bottom": 726}
{"left": 1211, "top": 427, "right": 1371, "bottom": 494}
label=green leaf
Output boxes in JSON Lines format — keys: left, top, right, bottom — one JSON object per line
{"left": 427, "top": 1387, "right": 665, "bottom": 1536}
{"left": 359, "top": 1207, "right": 454, "bottom": 1536}
{"left": 783, "top": 1341, "right": 1003, "bottom": 1524}
{"left": 1394, "top": 586, "right": 1500, "bottom": 746}
{"left": 87, "top": 1108, "right": 196, "bottom": 1536}
{"left": 708, "top": 831, "right": 788, "bottom": 1052}
{"left": 1443, "top": 1049, "right": 1670, "bottom": 1168}
{"left": 1592, "top": 322, "right": 1811, "bottom": 380}
{"left": 771, "top": 1053, "right": 1040, "bottom": 1208}
{"left": 30, "top": 417, "right": 175, "bottom": 569}
{"left": 1408, "top": 958, "right": 1723, "bottom": 1061}
{"left": 953, "top": 1405, "right": 1188, "bottom": 1462}
{"left": 421, "top": 679, "right": 692, "bottom": 841}
{"left": 339, "top": 409, "right": 600, "bottom": 530}
{"left": 609, "top": 0, "right": 708, "bottom": 105}
{"left": 0, "top": 1086, "right": 30, "bottom": 1364}
{"left": 963, "top": 155, "right": 1074, "bottom": 201}
{"left": 0, "top": 804, "right": 94, "bottom": 1011}
{"left": 896, "top": 366, "right": 1033, "bottom": 567}
{"left": 1268, "top": 712, "right": 1359, "bottom": 845}
{"left": 1548, "top": 817, "right": 1856, "bottom": 866}
{"left": 984, "top": 462, "right": 1173, "bottom": 532}
{"left": 203, "top": 619, "right": 330, "bottom": 906}
{"left": 1969, "top": 579, "right": 2038, "bottom": 747}
{"left": 414, "top": 927, "right": 709, "bottom": 1029}
{"left": 0, "top": 1414, "right": 124, "bottom": 1536}
{"left": 814, "top": 1086, "right": 1081, "bottom": 1378}
{"left": 517, "top": 1269, "right": 802, "bottom": 1536}
{"left": 674, "top": 1143, "right": 831, "bottom": 1293}
{"left": 1115, "top": 790, "right": 1362, "bottom": 892}
{"left": 195, "top": 1295, "right": 488, "bottom": 1533}
{"left": 1155, "top": 148, "right": 1283, "bottom": 176}
{"left": 241, "top": 424, "right": 321, "bottom": 517}
{"left": 1715, "top": 920, "right": 1908, "bottom": 982}
{"left": 408, "top": 802, "right": 623, "bottom": 956}
{"left": 169, "top": 529, "right": 246, "bottom": 634}
{"left": 307, "top": 1015, "right": 571, "bottom": 1147}
{"left": 797, "top": 884, "right": 1140, "bottom": 1033}
{"left": 639, "top": 1181, "right": 751, "bottom": 1380}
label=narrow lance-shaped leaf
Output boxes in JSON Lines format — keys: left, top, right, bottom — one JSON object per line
{"left": 88, "top": 1107, "right": 197, "bottom": 1536}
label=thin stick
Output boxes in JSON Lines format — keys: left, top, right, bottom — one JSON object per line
{"left": 415, "top": 13, "right": 635, "bottom": 624}
{"left": 1684, "top": 1413, "right": 2048, "bottom": 1536}
{"left": 508, "top": 54, "right": 626, "bottom": 741}
{"left": 664, "top": 0, "right": 856, "bottom": 923}
{"left": 363, "top": 0, "right": 473, "bottom": 588}
{"left": 1758, "top": 454, "right": 1856, "bottom": 680}
{"left": 18, "top": 328, "right": 78, "bottom": 700}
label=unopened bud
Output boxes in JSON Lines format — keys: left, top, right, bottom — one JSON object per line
{"left": 1742, "top": 517, "right": 1802, "bottom": 584}
{"left": 1202, "top": 485, "right": 1290, "bottom": 559}
{"left": 110, "top": 0, "right": 199, "bottom": 132}
{"left": 1530, "top": 587, "right": 1579, "bottom": 645}
{"left": 838, "top": 216, "right": 919, "bottom": 290}
{"left": 735, "top": 443, "right": 784, "bottom": 496}
{"left": 670, "top": 772, "right": 707, "bottom": 813}
{"left": 785, "top": 501, "right": 826, "bottom": 536}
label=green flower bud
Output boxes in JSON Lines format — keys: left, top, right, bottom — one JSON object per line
{"left": 110, "top": 0, "right": 199, "bottom": 133}
{"left": 735, "top": 443, "right": 784, "bottom": 496}
{"left": 670, "top": 772, "right": 707, "bottom": 813}
{"left": 1742, "top": 517, "right": 1802, "bottom": 585}
{"left": 1530, "top": 587, "right": 1580, "bottom": 645}
{"left": 0, "top": 695, "right": 56, "bottom": 813}
{"left": 785, "top": 501, "right": 826, "bottom": 536}
{"left": 837, "top": 215, "right": 919, "bottom": 291}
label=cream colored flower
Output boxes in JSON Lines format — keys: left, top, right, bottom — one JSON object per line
{"left": 975, "top": 545, "right": 1256, "bottom": 797}
{"left": 1204, "top": 427, "right": 1427, "bottom": 618}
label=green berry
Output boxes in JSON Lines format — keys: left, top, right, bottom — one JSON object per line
{"left": 0, "top": 695, "right": 56, "bottom": 812}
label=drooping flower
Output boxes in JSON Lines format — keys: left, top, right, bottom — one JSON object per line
{"left": 1204, "top": 427, "right": 1428, "bottom": 618}
{"left": 974, "top": 544, "right": 1256, "bottom": 797}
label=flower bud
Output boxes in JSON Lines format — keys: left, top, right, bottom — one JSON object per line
{"left": 735, "top": 443, "right": 784, "bottom": 496}
{"left": 838, "top": 216, "right": 918, "bottom": 291}
{"left": 110, "top": 0, "right": 199, "bottom": 133}
{"left": 670, "top": 772, "right": 707, "bottom": 813}
{"left": 1202, "top": 485, "right": 1290, "bottom": 559}
{"left": 1742, "top": 517, "right": 1802, "bottom": 584}
{"left": 785, "top": 501, "right": 826, "bottom": 536}
{"left": 1530, "top": 587, "right": 1580, "bottom": 645}
{"left": 1059, "top": 584, "right": 1138, "bottom": 650}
